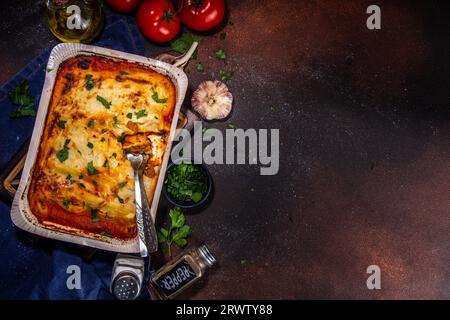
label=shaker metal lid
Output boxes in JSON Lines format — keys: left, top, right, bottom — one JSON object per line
{"left": 197, "top": 244, "right": 216, "bottom": 267}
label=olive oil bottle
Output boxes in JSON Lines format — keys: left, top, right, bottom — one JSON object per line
{"left": 46, "top": 0, "right": 104, "bottom": 43}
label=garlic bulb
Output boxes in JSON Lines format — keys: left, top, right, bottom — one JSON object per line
{"left": 191, "top": 81, "right": 233, "bottom": 120}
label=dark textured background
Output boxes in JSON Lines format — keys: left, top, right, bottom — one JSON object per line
{"left": 1, "top": 0, "right": 450, "bottom": 299}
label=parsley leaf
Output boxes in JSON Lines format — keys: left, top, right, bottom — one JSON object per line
{"left": 87, "top": 161, "right": 100, "bottom": 175}
{"left": 220, "top": 32, "right": 227, "bottom": 40}
{"left": 91, "top": 208, "right": 101, "bottom": 223}
{"left": 158, "top": 207, "right": 191, "bottom": 257}
{"left": 62, "top": 199, "right": 70, "bottom": 208}
{"left": 87, "top": 120, "right": 94, "bottom": 128}
{"left": 102, "top": 159, "right": 108, "bottom": 168}
{"left": 57, "top": 119, "right": 66, "bottom": 129}
{"left": 220, "top": 69, "right": 233, "bottom": 83}
{"left": 113, "top": 116, "right": 118, "bottom": 127}
{"left": 96, "top": 95, "right": 111, "bottom": 109}
{"left": 117, "top": 135, "right": 125, "bottom": 144}
{"left": 56, "top": 139, "right": 70, "bottom": 162}
{"left": 119, "top": 71, "right": 129, "bottom": 75}
{"left": 117, "top": 195, "right": 124, "bottom": 204}
{"left": 85, "top": 74, "right": 94, "bottom": 90}
{"left": 126, "top": 113, "right": 133, "bottom": 119}
{"left": 87, "top": 142, "right": 94, "bottom": 149}
{"left": 8, "top": 81, "right": 36, "bottom": 118}
{"left": 196, "top": 62, "right": 205, "bottom": 72}
{"left": 151, "top": 92, "right": 168, "bottom": 104}
{"left": 111, "top": 152, "right": 117, "bottom": 158}
{"left": 119, "top": 181, "right": 127, "bottom": 188}
{"left": 135, "top": 109, "right": 147, "bottom": 119}
{"left": 215, "top": 49, "right": 226, "bottom": 60}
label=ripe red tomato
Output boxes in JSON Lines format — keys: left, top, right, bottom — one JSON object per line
{"left": 106, "top": 0, "right": 142, "bottom": 13}
{"left": 136, "top": 0, "right": 181, "bottom": 43}
{"left": 178, "top": 0, "right": 225, "bottom": 31}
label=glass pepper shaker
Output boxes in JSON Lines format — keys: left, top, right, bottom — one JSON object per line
{"left": 46, "top": 0, "right": 104, "bottom": 43}
{"left": 150, "top": 244, "right": 216, "bottom": 300}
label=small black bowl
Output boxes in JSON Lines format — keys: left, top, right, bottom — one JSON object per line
{"left": 162, "top": 161, "right": 213, "bottom": 209}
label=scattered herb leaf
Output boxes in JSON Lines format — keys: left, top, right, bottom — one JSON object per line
{"left": 85, "top": 74, "right": 94, "bottom": 90}
{"left": 57, "top": 119, "right": 66, "bottom": 129}
{"left": 135, "top": 109, "right": 147, "bottom": 119}
{"left": 120, "top": 71, "right": 129, "bottom": 75}
{"left": 196, "top": 62, "right": 205, "bottom": 72}
{"left": 62, "top": 199, "right": 71, "bottom": 209}
{"left": 151, "top": 92, "right": 168, "bottom": 104}
{"left": 215, "top": 49, "right": 226, "bottom": 60}
{"left": 96, "top": 95, "right": 111, "bottom": 109}
{"left": 90, "top": 208, "right": 100, "bottom": 223}
{"left": 56, "top": 139, "right": 70, "bottom": 162}
{"left": 126, "top": 113, "right": 133, "bottom": 119}
{"left": 220, "top": 32, "right": 227, "bottom": 40}
{"left": 220, "top": 69, "right": 233, "bottom": 83}
{"left": 87, "top": 161, "right": 100, "bottom": 175}
{"left": 8, "top": 81, "right": 36, "bottom": 118}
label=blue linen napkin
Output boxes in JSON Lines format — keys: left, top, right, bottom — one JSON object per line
{"left": 0, "top": 12, "right": 149, "bottom": 300}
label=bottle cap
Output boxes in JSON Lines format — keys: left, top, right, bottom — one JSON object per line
{"left": 197, "top": 244, "right": 216, "bottom": 267}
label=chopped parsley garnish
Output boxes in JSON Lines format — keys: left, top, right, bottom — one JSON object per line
{"left": 8, "top": 81, "right": 36, "bottom": 118}
{"left": 87, "top": 161, "right": 100, "bottom": 175}
{"left": 85, "top": 74, "right": 94, "bottom": 90}
{"left": 126, "top": 113, "right": 133, "bottom": 119}
{"left": 227, "top": 123, "right": 236, "bottom": 129}
{"left": 56, "top": 139, "right": 70, "bottom": 162}
{"left": 220, "top": 32, "right": 227, "bottom": 40}
{"left": 119, "top": 181, "right": 127, "bottom": 189}
{"left": 101, "top": 128, "right": 108, "bottom": 133}
{"left": 196, "top": 62, "right": 204, "bottom": 72}
{"left": 96, "top": 95, "right": 111, "bottom": 109}
{"left": 117, "top": 196, "right": 125, "bottom": 204}
{"left": 103, "top": 159, "right": 108, "bottom": 168}
{"left": 111, "top": 152, "right": 117, "bottom": 158}
{"left": 87, "top": 120, "right": 94, "bottom": 128}
{"left": 87, "top": 142, "right": 94, "bottom": 149}
{"left": 57, "top": 119, "right": 66, "bottom": 129}
{"left": 151, "top": 92, "right": 168, "bottom": 104}
{"left": 135, "top": 109, "right": 147, "bottom": 119}
{"left": 79, "top": 174, "right": 84, "bottom": 179}
{"left": 90, "top": 208, "right": 101, "bottom": 223}
{"left": 100, "top": 137, "right": 106, "bottom": 142}
{"left": 92, "top": 180, "right": 98, "bottom": 186}
{"left": 220, "top": 69, "right": 233, "bottom": 83}
{"left": 131, "top": 105, "right": 136, "bottom": 109}
{"left": 66, "top": 174, "right": 72, "bottom": 183}
{"left": 215, "top": 49, "right": 226, "bottom": 60}
{"left": 62, "top": 199, "right": 70, "bottom": 208}
{"left": 117, "top": 135, "right": 125, "bottom": 144}
{"left": 120, "top": 71, "right": 129, "bottom": 75}
{"left": 164, "top": 163, "right": 207, "bottom": 203}
{"left": 79, "top": 183, "right": 86, "bottom": 189}
{"left": 113, "top": 116, "right": 118, "bottom": 127}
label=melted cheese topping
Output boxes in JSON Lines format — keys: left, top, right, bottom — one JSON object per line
{"left": 28, "top": 55, "right": 176, "bottom": 240}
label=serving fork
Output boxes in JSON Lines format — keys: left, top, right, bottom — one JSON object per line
{"left": 126, "top": 153, "right": 158, "bottom": 257}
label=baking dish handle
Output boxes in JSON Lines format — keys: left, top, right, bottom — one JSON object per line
{"left": 172, "top": 41, "right": 199, "bottom": 69}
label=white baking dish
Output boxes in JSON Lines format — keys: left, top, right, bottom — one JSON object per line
{"left": 10, "top": 43, "right": 188, "bottom": 253}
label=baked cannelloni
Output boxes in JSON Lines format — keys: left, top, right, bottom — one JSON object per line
{"left": 28, "top": 55, "right": 176, "bottom": 239}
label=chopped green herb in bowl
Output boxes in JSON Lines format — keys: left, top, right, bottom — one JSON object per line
{"left": 163, "top": 162, "right": 212, "bottom": 209}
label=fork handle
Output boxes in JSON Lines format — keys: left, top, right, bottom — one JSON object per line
{"left": 133, "top": 168, "right": 158, "bottom": 257}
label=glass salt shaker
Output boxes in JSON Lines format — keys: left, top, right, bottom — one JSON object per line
{"left": 150, "top": 244, "right": 216, "bottom": 300}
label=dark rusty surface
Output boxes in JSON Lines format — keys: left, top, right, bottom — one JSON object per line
{"left": 1, "top": 0, "right": 449, "bottom": 299}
